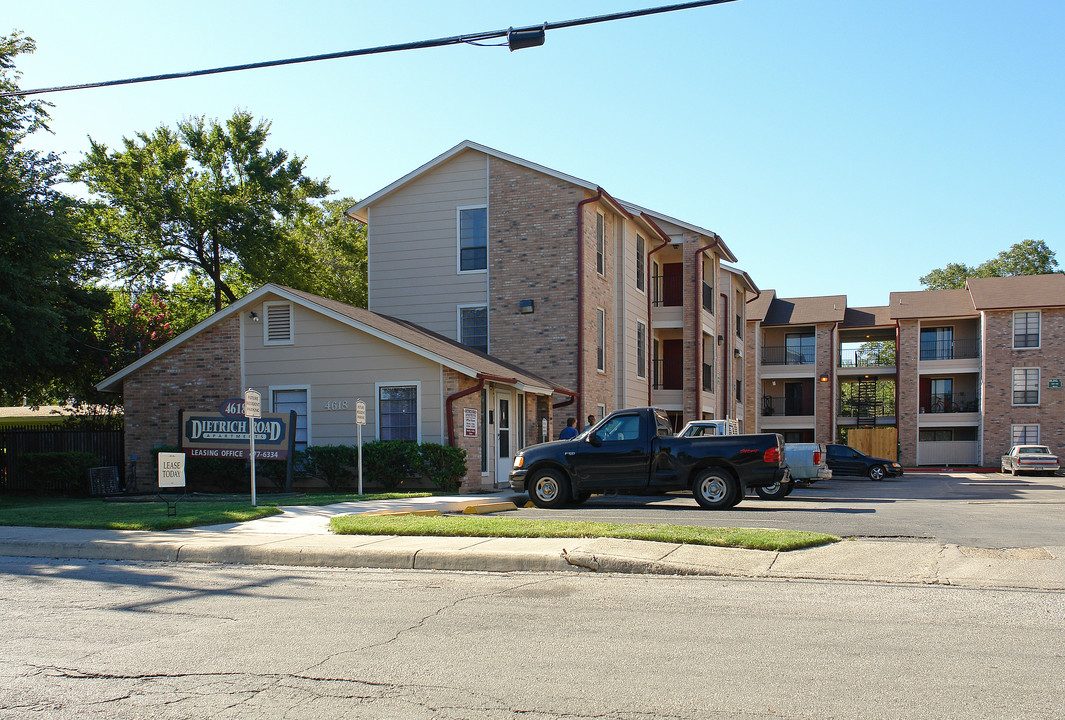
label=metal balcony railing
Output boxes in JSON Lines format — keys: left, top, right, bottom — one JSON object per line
{"left": 652, "top": 358, "right": 683, "bottom": 390}
{"left": 919, "top": 338, "right": 980, "bottom": 361}
{"left": 761, "top": 396, "right": 814, "bottom": 417}
{"left": 762, "top": 345, "right": 815, "bottom": 365}
{"left": 919, "top": 392, "right": 980, "bottom": 413}
{"left": 839, "top": 347, "right": 895, "bottom": 367}
{"left": 652, "top": 272, "right": 683, "bottom": 307}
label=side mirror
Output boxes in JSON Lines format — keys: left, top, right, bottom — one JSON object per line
{"left": 587, "top": 433, "right": 603, "bottom": 447}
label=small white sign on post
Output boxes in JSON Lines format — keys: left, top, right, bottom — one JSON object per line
{"left": 244, "top": 388, "right": 262, "bottom": 506}
{"left": 158, "top": 452, "right": 186, "bottom": 488}
{"left": 355, "top": 399, "right": 366, "bottom": 495}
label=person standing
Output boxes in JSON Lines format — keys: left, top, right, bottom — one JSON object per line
{"left": 559, "top": 417, "right": 578, "bottom": 440}
{"left": 582, "top": 414, "right": 597, "bottom": 432}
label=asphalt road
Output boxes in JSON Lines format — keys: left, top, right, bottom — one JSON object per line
{"left": 2, "top": 559, "right": 1061, "bottom": 719}
{"left": 507, "top": 471, "right": 1065, "bottom": 548}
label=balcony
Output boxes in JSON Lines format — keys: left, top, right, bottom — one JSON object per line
{"left": 839, "top": 398, "right": 896, "bottom": 419}
{"left": 762, "top": 345, "right": 815, "bottom": 366}
{"left": 653, "top": 357, "right": 683, "bottom": 390}
{"left": 761, "top": 395, "right": 814, "bottom": 417}
{"left": 920, "top": 338, "right": 980, "bottom": 361}
{"left": 652, "top": 271, "right": 683, "bottom": 307}
{"left": 919, "top": 392, "right": 980, "bottom": 414}
{"left": 839, "top": 346, "right": 895, "bottom": 367}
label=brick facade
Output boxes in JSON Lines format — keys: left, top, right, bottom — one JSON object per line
{"left": 981, "top": 308, "right": 1065, "bottom": 463}
{"left": 123, "top": 316, "right": 242, "bottom": 475}
{"left": 895, "top": 319, "right": 920, "bottom": 465}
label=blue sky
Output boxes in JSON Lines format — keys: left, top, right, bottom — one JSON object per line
{"left": 8, "top": 1, "right": 1063, "bottom": 307}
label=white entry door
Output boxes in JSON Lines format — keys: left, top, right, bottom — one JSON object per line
{"left": 495, "top": 392, "right": 513, "bottom": 486}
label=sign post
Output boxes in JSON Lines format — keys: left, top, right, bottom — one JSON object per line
{"left": 244, "top": 388, "right": 262, "bottom": 506}
{"left": 355, "top": 398, "right": 366, "bottom": 495}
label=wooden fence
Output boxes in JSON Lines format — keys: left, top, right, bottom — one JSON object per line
{"left": 0, "top": 428, "right": 124, "bottom": 492}
{"left": 847, "top": 427, "right": 898, "bottom": 461}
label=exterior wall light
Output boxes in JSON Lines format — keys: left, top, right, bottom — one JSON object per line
{"left": 249, "top": 311, "right": 260, "bottom": 322}
{"left": 819, "top": 374, "right": 830, "bottom": 383}
{"left": 519, "top": 299, "right": 534, "bottom": 314}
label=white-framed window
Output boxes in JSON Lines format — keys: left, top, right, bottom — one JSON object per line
{"left": 596, "top": 307, "right": 606, "bottom": 372}
{"left": 376, "top": 382, "right": 420, "bottom": 442}
{"left": 458, "top": 304, "right": 488, "bottom": 353}
{"left": 635, "top": 234, "right": 646, "bottom": 292}
{"left": 636, "top": 321, "right": 647, "bottom": 379}
{"left": 1011, "top": 424, "right": 1040, "bottom": 445}
{"left": 596, "top": 212, "right": 605, "bottom": 276}
{"left": 264, "top": 301, "right": 294, "bottom": 345}
{"left": 271, "top": 386, "right": 310, "bottom": 452}
{"left": 457, "top": 205, "right": 487, "bottom": 272}
{"left": 1012, "top": 367, "right": 1040, "bottom": 405}
{"left": 1014, "top": 311, "right": 1040, "bottom": 349}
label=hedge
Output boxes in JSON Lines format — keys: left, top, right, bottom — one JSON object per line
{"left": 18, "top": 452, "right": 102, "bottom": 496}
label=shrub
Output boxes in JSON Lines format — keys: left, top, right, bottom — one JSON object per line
{"left": 19, "top": 452, "right": 102, "bottom": 496}
{"left": 302, "top": 445, "right": 357, "bottom": 490}
{"left": 418, "top": 443, "right": 467, "bottom": 492}
{"left": 150, "top": 446, "right": 246, "bottom": 493}
{"left": 361, "top": 440, "right": 421, "bottom": 490}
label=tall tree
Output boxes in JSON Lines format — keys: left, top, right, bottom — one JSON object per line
{"left": 72, "top": 112, "right": 331, "bottom": 311}
{"left": 280, "top": 197, "right": 367, "bottom": 308}
{"left": 0, "top": 32, "right": 108, "bottom": 404}
{"left": 919, "top": 240, "right": 1060, "bottom": 290}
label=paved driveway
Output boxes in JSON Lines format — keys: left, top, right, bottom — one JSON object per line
{"left": 508, "top": 471, "right": 1065, "bottom": 548}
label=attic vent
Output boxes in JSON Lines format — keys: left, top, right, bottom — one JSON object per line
{"left": 264, "top": 302, "right": 293, "bottom": 345}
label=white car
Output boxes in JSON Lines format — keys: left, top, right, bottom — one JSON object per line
{"left": 1000, "top": 445, "right": 1060, "bottom": 476}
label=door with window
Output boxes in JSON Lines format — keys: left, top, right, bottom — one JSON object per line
{"left": 495, "top": 392, "right": 512, "bottom": 486}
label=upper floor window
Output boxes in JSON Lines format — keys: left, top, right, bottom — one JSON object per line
{"left": 596, "top": 307, "right": 606, "bottom": 372}
{"left": 920, "top": 326, "right": 953, "bottom": 360}
{"left": 458, "top": 206, "right": 487, "bottom": 272}
{"left": 635, "top": 234, "right": 645, "bottom": 292}
{"left": 785, "top": 332, "right": 815, "bottom": 365}
{"left": 596, "top": 212, "right": 606, "bottom": 276}
{"left": 1012, "top": 367, "right": 1040, "bottom": 405}
{"left": 459, "top": 305, "right": 488, "bottom": 353}
{"left": 636, "top": 321, "right": 647, "bottom": 379}
{"left": 264, "top": 302, "right": 294, "bottom": 345}
{"left": 1014, "top": 311, "right": 1040, "bottom": 349}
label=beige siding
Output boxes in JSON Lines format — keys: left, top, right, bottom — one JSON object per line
{"left": 367, "top": 149, "right": 489, "bottom": 339}
{"left": 618, "top": 222, "right": 653, "bottom": 409}
{"left": 243, "top": 299, "right": 444, "bottom": 446}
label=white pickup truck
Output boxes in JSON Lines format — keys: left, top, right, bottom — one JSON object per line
{"left": 1000, "top": 445, "right": 1060, "bottom": 476}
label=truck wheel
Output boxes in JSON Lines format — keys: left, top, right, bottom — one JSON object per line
{"left": 868, "top": 465, "right": 886, "bottom": 481}
{"left": 755, "top": 482, "right": 790, "bottom": 500}
{"left": 529, "top": 469, "right": 570, "bottom": 509}
{"left": 692, "top": 469, "right": 739, "bottom": 510}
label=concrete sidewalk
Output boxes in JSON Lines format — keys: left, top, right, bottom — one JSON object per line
{"left": 0, "top": 494, "right": 1062, "bottom": 590}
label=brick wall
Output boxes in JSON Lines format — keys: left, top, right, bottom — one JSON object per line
{"left": 815, "top": 323, "right": 835, "bottom": 442}
{"left": 981, "top": 308, "right": 1065, "bottom": 463}
{"left": 440, "top": 368, "right": 487, "bottom": 492}
{"left": 896, "top": 320, "right": 920, "bottom": 466}
{"left": 489, "top": 158, "right": 623, "bottom": 430}
{"left": 122, "top": 316, "right": 242, "bottom": 478}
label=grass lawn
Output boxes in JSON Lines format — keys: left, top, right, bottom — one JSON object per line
{"left": 330, "top": 513, "right": 839, "bottom": 552}
{"left": 0, "top": 492, "right": 434, "bottom": 532}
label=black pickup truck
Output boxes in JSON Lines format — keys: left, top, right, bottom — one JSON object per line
{"left": 509, "top": 407, "right": 787, "bottom": 510}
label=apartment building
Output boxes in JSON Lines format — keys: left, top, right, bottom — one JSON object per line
{"left": 346, "top": 140, "right": 757, "bottom": 454}
{"left": 744, "top": 274, "right": 1065, "bottom": 467}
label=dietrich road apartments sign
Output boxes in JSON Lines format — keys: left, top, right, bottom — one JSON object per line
{"left": 180, "top": 398, "right": 293, "bottom": 460}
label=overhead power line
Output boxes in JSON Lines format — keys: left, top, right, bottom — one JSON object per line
{"left": 1, "top": 0, "right": 739, "bottom": 98}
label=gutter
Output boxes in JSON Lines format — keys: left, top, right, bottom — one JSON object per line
{"left": 694, "top": 236, "right": 721, "bottom": 416}
{"left": 719, "top": 292, "right": 729, "bottom": 419}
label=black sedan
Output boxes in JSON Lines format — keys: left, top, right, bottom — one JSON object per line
{"left": 825, "top": 444, "right": 904, "bottom": 481}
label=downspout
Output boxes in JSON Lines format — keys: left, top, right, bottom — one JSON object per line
{"left": 720, "top": 292, "right": 729, "bottom": 419}
{"left": 574, "top": 190, "right": 605, "bottom": 423}
{"left": 445, "top": 372, "right": 519, "bottom": 446}
{"left": 552, "top": 389, "right": 578, "bottom": 409}
{"left": 693, "top": 237, "right": 721, "bottom": 418}
{"left": 830, "top": 322, "right": 839, "bottom": 443}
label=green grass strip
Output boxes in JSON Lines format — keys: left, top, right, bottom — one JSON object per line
{"left": 330, "top": 513, "right": 838, "bottom": 552}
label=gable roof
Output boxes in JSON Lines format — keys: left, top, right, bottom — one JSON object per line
{"left": 889, "top": 289, "right": 977, "bottom": 319}
{"left": 96, "top": 284, "right": 568, "bottom": 397}
{"left": 762, "top": 295, "right": 848, "bottom": 326}
{"left": 966, "top": 274, "right": 1065, "bottom": 310}
{"left": 745, "top": 289, "right": 776, "bottom": 322}
{"left": 346, "top": 139, "right": 738, "bottom": 262}
{"left": 840, "top": 305, "right": 894, "bottom": 328}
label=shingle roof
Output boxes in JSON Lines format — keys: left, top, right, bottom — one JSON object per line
{"left": 889, "top": 289, "right": 976, "bottom": 319}
{"left": 761, "top": 295, "right": 848, "bottom": 326}
{"left": 840, "top": 305, "right": 894, "bottom": 328}
{"left": 966, "top": 274, "right": 1065, "bottom": 310}
{"left": 97, "top": 284, "right": 569, "bottom": 396}
{"left": 745, "top": 289, "right": 775, "bottom": 322}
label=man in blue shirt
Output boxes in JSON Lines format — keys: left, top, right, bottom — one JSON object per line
{"left": 559, "top": 417, "right": 578, "bottom": 439}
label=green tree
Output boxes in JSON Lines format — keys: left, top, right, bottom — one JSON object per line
{"left": 919, "top": 240, "right": 1060, "bottom": 290}
{"left": 0, "top": 32, "right": 109, "bottom": 404}
{"left": 280, "top": 197, "right": 367, "bottom": 307}
{"left": 72, "top": 111, "right": 331, "bottom": 311}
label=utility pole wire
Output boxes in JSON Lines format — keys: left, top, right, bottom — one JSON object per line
{"left": 1, "top": 0, "right": 739, "bottom": 98}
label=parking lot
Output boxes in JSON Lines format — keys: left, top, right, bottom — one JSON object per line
{"left": 508, "top": 471, "right": 1065, "bottom": 549}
